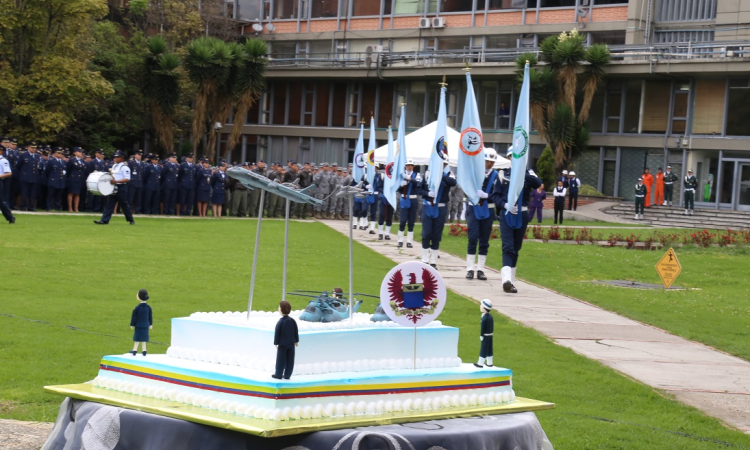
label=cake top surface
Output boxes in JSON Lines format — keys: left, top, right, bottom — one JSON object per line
{"left": 181, "top": 310, "right": 449, "bottom": 332}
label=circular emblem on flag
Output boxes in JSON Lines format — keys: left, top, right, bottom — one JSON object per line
{"left": 436, "top": 137, "right": 448, "bottom": 161}
{"left": 379, "top": 261, "right": 447, "bottom": 327}
{"left": 510, "top": 127, "right": 529, "bottom": 159}
{"left": 355, "top": 152, "right": 366, "bottom": 169}
{"left": 385, "top": 162, "right": 394, "bottom": 179}
{"left": 367, "top": 150, "right": 376, "bottom": 166}
{"left": 459, "top": 128, "right": 483, "bottom": 156}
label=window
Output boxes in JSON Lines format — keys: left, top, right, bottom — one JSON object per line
{"left": 622, "top": 80, "right": 641, "bottom": 134}
{"left": 273, "top": 0, "right": 298, "bottom": 19}
{"left": 272, "top": 82, "right": 287, "bottom": 124}
{"left": 437, "top": 37, "right": 471, "bottom": 51}
{"left": 641, "top": 80, "right": 670, "bottom": 133}
{"left": 237, "top": 0, "right": 262, "bottom": 21}
{"left": 692, "top": 79, "right": 725, "bottom": 135}
{"left": 316, "top": 83, "right": 331, "bottom": 127}
{"left": 726, "top": 79, "right": 750, "bottom": 136}
{"left": 488, "top": 0, "right": 526, "bottom": 10}
{"left": 590, "top": 31, "right": 625, "bottom": 46}
{"left": 301, "top": 83, "right": 315, "bottom": 126}
{"left": 311, "top": 0, "right": 339, "bottom": 17}
{"left": 378, "top": 83, "right": 395, "bottom": 127}
{"left": 394, "top": 0, "right": 425, "bottom": 14}
{"left": 331, "top": 83, "right": 347, "bottom": 127}
{"left": 361, "top": 83, "right": 377, "bottom": 123}
{"left": 347, "top": 83, "right": 361, "bottom": 127}
{"left": 656, "top": 0, "right": 716, "bottom": 22}
{"left": 478, "top": 81, "right": 498, "bottom": 130}
{"left": 352, "top": 0, "right": 380, "bottom": 15}
{"left": 406, "top": 82, "right": 426, "bottom": 128}
{"left": 587, "top": 89, "right": 605, "bottom": 133}
{"left": 440, "top": 0, "right": 473, "bottom": 13}
{"left": 271, "top": 41, "right": 296, "bottom": 59}
{"left": 671, "top": 81, "right": 689, "bottom": 135}
{"left": 605, "top": 81, "right": 622, "bottom": 134}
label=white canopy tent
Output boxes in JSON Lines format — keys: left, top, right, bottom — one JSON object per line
{"left": 372, "top": 121, "right": 510, "bottom": 170}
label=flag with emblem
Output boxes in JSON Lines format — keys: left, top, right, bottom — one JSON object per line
{"left": 456, "top": 70, "right": 485, "bottom": 205}
{"left": 353, "top": 122, "right": 365, "bottom": 183}
{"left": 428, "top": 84, "right": 449, "bottom": 196}
{"left": 366, "top": 117, "right": 376, "bottom": 188}
{"left": 383, "top": 125, "right": 398, "bottom": 208}
{"left": 505, "top": 61, "right": 531, "bottom": 229}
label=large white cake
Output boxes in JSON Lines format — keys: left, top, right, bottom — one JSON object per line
{"left": 92, "top": 310, "right": 515, "bottom": 421}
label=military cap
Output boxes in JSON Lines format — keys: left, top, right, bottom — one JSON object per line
{"left": 42, "top": 149, "right": 50, "bottom": 156}
{"left": 321, "top": 162, "right": 329, "bottom": 167}
{"left": 290, "top": 160, "right": 297, "bottom": 165}
{"left": 258, "top": 160, "right": 265, "bottom": 163}
{"left": 135, "top": 149, "right": 143, "bottom": 155}
{"left": 113, "top": 150, "right": 126, "bottom": 158}
{"left": 332, "top": 162, "right": 338, "bottom": 167}
{"left": 168, "top": 152, "right": 177, "bottom": 158}
{"left": 336, "top": 167, "right": 343, "bottom": 172}
{"left": 273, "top": 161, "right": 280, "bottom": 166}
{"left": 52, "top": 147, "right": 63, "bottom": 154}
{"left": 10, "top": 138, "right": 17, "bottom": 144}
{"left": 666, "top": 165, "right": 672, "bottom": 169}
{"left": 184, "top": 153, "right": 194, "bottom": 158}
{"left": 638, "top": 177, "right": 643, "bottom": 181}
{"left": 658, "top": 167, "right": 663, "bottom": 171}
{"left": 150, "top": 153, "right": 159, "bottom": 160}
{"left": 200, "top": 156, "right": 208, "bottom": 163}
{"left": 232, "top": 161, "right": 238, "bottom": 166}
{"left": 1, "top": 137, "right": 9, "bottom": 143}
{"left": 687, "top": 168, "right": 693, "bottom": 173}
{"left": 62, "top": 149, "right": 70, "bottom": 157}
{"left": 95, "top": 148, "right": 104, "bottom": 154}
{"left": 241, "top": 161, "right": 250, "bottom": 166}
{"left": 28, "top": 141, "right": 37, "bottom": 147}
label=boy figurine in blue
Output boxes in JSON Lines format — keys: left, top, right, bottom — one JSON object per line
{"left": 272, "top": 300, "right": 299, "bottom": 380}
{"left": 474, "top": 299, "right": 494, "bottom": 368}
{"left": 130, "top": 289, "right": 152, "bottom": 356}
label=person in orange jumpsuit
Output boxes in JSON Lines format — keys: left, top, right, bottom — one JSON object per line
{"left": 642, "top": 168, "right": 654, "bottom": 208}
{"left": 654, "top": 167, "right": 665, "bottom": 206}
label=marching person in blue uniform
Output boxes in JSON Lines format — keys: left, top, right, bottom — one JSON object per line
{"left": 195, "top": 157, "right": 212, "bottom": 217}
{"left": 161, "top": 153, "right": 179, "bottom": 215}
{"left": 634, "top": 177, "right": 646, "bottom": 220}
{"left": 127, "top": 150, "right": 144, "bottom": 214}
{"left": 0, "top": 145, "right": 16, "bottom": 223}
{"left": 66, "top": 147, "right": 86, "bottom": 212}
{"left": 419, "top": 161, "right": 456, "bottom": 269}
{"left": 45, "top": 147, "right": 67, "bottom": 211}
{"left": 130, "top": 289, "right": 153, "bottom": 356}
{"left": 272, "top": 300, "right": 299, "bottom": 380}
{"left": 475, "top": 299, "right": 494, "bottom": 368}
{"left": 465, "top": 148, "right": 500, "bottom": 281}
{"left": 0, "top": 137, "right": 11, "bottom": 206}
{"left": 490, "top": 151, "right": 542, "bottom": 294}
{"left": 366, "top": 175, "right": 379, "bottom": 235}
{"left": 396, "top": 159, "right": 421, "bottom": 248}
{"left": 17, "top": 141, "right": 40, "bottom": 211}
{"left": 94, "top": 150, "right": 135, "bottom": 225}
{"left": 178, "top": 153, "right": 196, "bottom": 216}
{"left": 211, "top": 161, "right": 228, "bottom": 217}
{"left": 374, "top": 164, "right": 393, "bottom": 241}
{"left": 142, "top": 154, "right": 162, "bottom": 214}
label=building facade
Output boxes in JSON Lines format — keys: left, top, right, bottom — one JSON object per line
{"left": 219, "top": 0, "right": 750, "bottom": 211}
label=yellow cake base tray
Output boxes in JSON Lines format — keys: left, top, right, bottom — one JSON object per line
{"left": 45, "top": 383, "right": 554, "bottom": 437}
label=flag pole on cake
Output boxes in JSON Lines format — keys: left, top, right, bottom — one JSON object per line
{"left": 248, "top": 187, "right": 265, "bottom": 317}
{"left": 349, "top": 119, "right": 366, "bottom": 322}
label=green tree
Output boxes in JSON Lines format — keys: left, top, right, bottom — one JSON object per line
{"left": 535, "top": 146, "right": 556, "bottom": 191}
{"left": 517, "top": 29, "right": 610, "bottom": 170}
{"left": 142, "top": 36, "right": 182, "bottom": 153}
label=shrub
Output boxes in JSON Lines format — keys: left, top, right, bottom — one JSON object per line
{"left": 547, "top": 227, "right": 561, "bottom": 240}
{"left": 449, "top": 223, "right": 468, "bottom": 237}
{"left": 690, "top": 229, "right": 714, "bottom": 248}
{"left": 575, "top": 227, "right": 593, "bottom": 245}
{"left": 625, "top": 233, "right": 638, "bottom": 249}
{"left": 563, "top": 227, "right": 575, "bottom": 240}
{"left": 579, "top": 184, "right": 604, "bottom": 196}
{"left": 535, "top": 146, "right": 557, "bottom": 190}
{"left": 530, "top": 225, "right": 545, "bottom": 240}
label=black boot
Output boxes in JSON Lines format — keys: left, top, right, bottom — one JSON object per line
{"left": 378, "top": 234, "right": 383, "bottom": 240}
{"left": 142, "top": 351, "right": 147, "bottom": 356}
{"left": 503, "top": 281, "right": 514, "bottom": 293}
{"left": 466, "top": 270, "right": 474, "bottom": 280}
{"left": 473, "top": 363, "right": 484, "bottom": 368}
{"left": 477, "top": 271, "right": 487, "bottom": 281}
{"left": 130, "top": 350, "right": 136, "bottom": 356}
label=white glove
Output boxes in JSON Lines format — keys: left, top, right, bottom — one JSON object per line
{"left": 428, "top": 190, "right": 436, "bottom": 198}
{"left": 415, "top": 174, "right": 422, "bottom": 183}
{"left": 480, "top": 336, "right": 484, "bottom": 341}
{"left": 476, "top": 190, "right": 488, "bottom": 199}
{"left": 505, "top": 203, "right": 518, "bottom": 214}
{"left": 373, "top": 191, "right": 379, "bottom": 195}
{"left": 528, "top": 169, "right": 537, "bottom": 177}
{"left": 400, "top": 180, "right": 408, "bottom": 187}
{"left": 365, "top": 184, "right": 371, "bottom": 190}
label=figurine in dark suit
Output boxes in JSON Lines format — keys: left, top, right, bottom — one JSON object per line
{"left": 272, "top": 300, "right": 299, "bottom": 380}
{"left": 474, "top": 299, "right": 494, "bottom": 368}
{"left": 130, "top": 289, "right": 153, "bottom": 356}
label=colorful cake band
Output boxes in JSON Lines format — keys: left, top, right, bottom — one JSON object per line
{"left": 100, "top": 361, "right": 511, "bottom": 400}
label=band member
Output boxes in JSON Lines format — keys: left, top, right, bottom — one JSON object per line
{"left": 419, "top": 161, "right": 456, "bottom": 268}
{"left": 211, "top": 161, "right": 228, "bottom": 217}
{"left": 66, "top": 147, "right": 86, "bottom": 212}
{"left": 374, "top": 164, "right": 393, "bottom": 240}
{"left": 490, "top": 151, "right": 542, "bottom": 293}
{"left": 94, "top": 150, "right": 135, "bottom": 225}
{"left": 466, "top": 148, "right": 500, "bottom": 281}
{"left": 397, "top": 160, "right": 421, "bottom": 248}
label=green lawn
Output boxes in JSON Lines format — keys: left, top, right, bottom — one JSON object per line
{"left": 433, "top": 227, "right": 750, "bottom": 362}
{"left": 3, "top": 215, "right": 750, "bottom": 449}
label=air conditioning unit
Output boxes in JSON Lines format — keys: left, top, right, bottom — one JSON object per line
{"left": 432, "top": 17, "right": 445, "bottom": 28}
{"left": 366, "top": 45, "right": 384, "bottom": 54}
{"left": 419, "top": 17, "right": 431, "bottom": 29}
{"left": 336, "top": 44, "right": 347, "bottom": 51}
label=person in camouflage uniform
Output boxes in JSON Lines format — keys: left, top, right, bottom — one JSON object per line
{"left": 266, "top": 163, "right": 283, "bottom": 218}
{"left": 328, "top": 165, "right": 343, "bottom": 219}
{"left": 313, "top": 163, "right": 330, "bottom": 219}
{"left": 295, "top": 162, "right": 314, "bottom": 219}
{"left": 247, "top": 160, "right": 267, "bottom": 217}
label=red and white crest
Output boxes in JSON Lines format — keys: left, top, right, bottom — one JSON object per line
{"left": 379, "top": 262, "right": 447, "bottom": 327}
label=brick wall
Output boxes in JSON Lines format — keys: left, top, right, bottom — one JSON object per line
{"left": 445, "top": 14, "right": 473, "bottom": 28}
{"left": 274, "top": 22, "right": 298, "bottom": 33}
{"left": 350, "top": 18, "right": 380, "bottom": 30}
{"left": 591, "top": 5, "right": 628, "bottom": 22}
{"left": 538, "top": 9, "right": 575, "bottom": 24}
{"left": 541, "top": 196, "right": 598, "bottom": 210}
{"left": 308, "top": 20, "right": 338, "bottom": 32}
{"left": 486, "top": 11, "right": 523, "bottom": 26}
{"left": 393, "top": 17, "right": 419, "bottom": 29}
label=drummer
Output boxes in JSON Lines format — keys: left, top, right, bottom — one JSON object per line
{"left": 94, "top": 150, "right": 135, "bottom": 225}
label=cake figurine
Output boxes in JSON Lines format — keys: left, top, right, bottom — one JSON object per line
{"left": 475, "top": 299, "right": 494, "bottom": 368}
{"left": 130, "top": 289, "right": 153, "bottom": 356}
{"left": 272, "top": 300, "right": 299, "bottom": 380}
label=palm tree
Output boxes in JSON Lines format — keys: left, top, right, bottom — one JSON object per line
{"left": 205, "top": 42, "right": 244, "bottom": 157}
{"left": 142, "top": 36, "right": 181, "bottom": 153}
{"left": 227, "top": 38, "right": 268, "bottom": 154}
{"left": 579, "top": 44, "right": 611, "bottom": 123}
{"left": 184, "top": 37, "right": 233, "bottom": 155}
{"left": 552, "top": 30, "right": 585, "bottom": 112}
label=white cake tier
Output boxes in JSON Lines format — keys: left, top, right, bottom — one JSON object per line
{"left": 171, "top": 311, "right": 460, "bottom": 371}
{"left": 94, "top": 354, "right": 514, "bottom": 422}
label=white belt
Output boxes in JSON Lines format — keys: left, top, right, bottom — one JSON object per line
{"left": 403, "top": 195, "right": 417, "bottom": 199}
{"left": 665, "top": 182, "right": 673, "bottom": 185}
{"left": 685, "top": 188, "right": 695, "bottom": 191}
{"left": 483, "top": 333, "right": 493, "bottom": 336}
{"left": 521, "top": 207, "right": 528, "bottom": 212}
{"left": 635, "top": 195, "right": 644, "bottom": 197}
{"left": 469, "top": 203, "right": 495, "bottom": 208}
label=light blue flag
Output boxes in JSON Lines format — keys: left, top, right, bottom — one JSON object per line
{"left": 505, "top": 62, "right": 531, "bottom": 230}
{"left": 366, "top": 117, "right": 376, "bottom": 189}
{"left": 383, "top": 126, "right": 397, "bottom": 208}
{"left": 393, "top": 104, "right": 408, "bottom": 196}
{"left": 428, "top": 85, "right": 449, "bottom": 196}
{"left": 353, "top": 122, "right": 365, "bottom": 183}
{"left": 456, "top": 71, "right": 485, "bottom": 205}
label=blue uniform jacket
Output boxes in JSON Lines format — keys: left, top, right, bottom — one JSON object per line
{"left": 130, "top": 303, "right": 153, "bottom": 328}
{"left": 93, "top": 158, "right": 107, "bottom": 173}
{"left": 143, "top": 164, "right": 161, "bottom": 190}
{"left": 195, "top": 166, "right": 211, "bottom": 192}
{"left": 210, "top": 171, "right": 226, "bottom": 193}
{"left": 17, "top": 152, "right": 41, "bottom": 183}
{"left": 38, "top": 159, "right": 48, "bottom": 186}
{"left": 489, "top": 168, "right": 542, "bottom": 212}
{"left": 419, "top": 170, "right": 456, "bottom": 204}
{"left": 481, "top": 312, "right": 494, "bottom": 336}
{"left": 373, "top": 173, "right": 387, "bottom": 203}
{"left": 274, "top": 315, "right": 299, "bottom": 347}
{"left": 66, "top": 158, "right": 86, "bottom": 185}
{"left": 397, "top": 172, "right": 420, "bottom": 198}
{"left": 45, "top": 158, "right": 67, "bottom": 189}
{"left": 128, "top": 159, "right": 144, "bottom": 188}
{"left": 178, "top": 162, "right": 196, "bottom": 189}
{"left": 162, "top": 162, "right": 179, "bottom": 189}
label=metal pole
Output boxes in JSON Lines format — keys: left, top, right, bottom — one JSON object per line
{"left": 247, "top": 188, "right": 265, "bottom": 318}
{"left": 282, "top": 198, "right": 290, "bottom": 301}
{"left": 413, "top": 327, "right": 417, "bottom": 370}
{"left": 349, "top": 195, "right": 354, "bottom": 323}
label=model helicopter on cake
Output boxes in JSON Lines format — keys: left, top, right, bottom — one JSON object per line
{"left": 289, "top": 289, "right": 386, "bottom": 323}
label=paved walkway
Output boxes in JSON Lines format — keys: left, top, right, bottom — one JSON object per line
{"left": 322, "top": 220, "right": 750, "bottom": 434}
{"left": 0, "top": 419, "right": 52, "bottom": 450}
{"left": 565, "top": 201, "right": 637, "bottom": 224}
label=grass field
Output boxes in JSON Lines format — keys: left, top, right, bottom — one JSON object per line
{"left": 3, "top": 215, "right": 750, "bottom": 449}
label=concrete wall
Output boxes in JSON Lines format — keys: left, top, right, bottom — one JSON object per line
{"left": 715, "top": 0, "right": 750, "bottom": 41}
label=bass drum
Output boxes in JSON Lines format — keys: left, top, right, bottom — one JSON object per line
{"left": 86, "top": 171, "right": 115, "bottom": 196}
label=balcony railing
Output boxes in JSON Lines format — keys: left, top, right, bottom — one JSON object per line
{"left": 266, "top": 41, "right": 750, "bottom": 69}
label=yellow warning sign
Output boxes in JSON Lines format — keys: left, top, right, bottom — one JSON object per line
{"left": 655, "top": 247, "right": 682, "bottom": 289}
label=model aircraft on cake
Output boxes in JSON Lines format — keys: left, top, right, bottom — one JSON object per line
{"left": 227, "top": 167, "right": 323, "bottom": 205}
